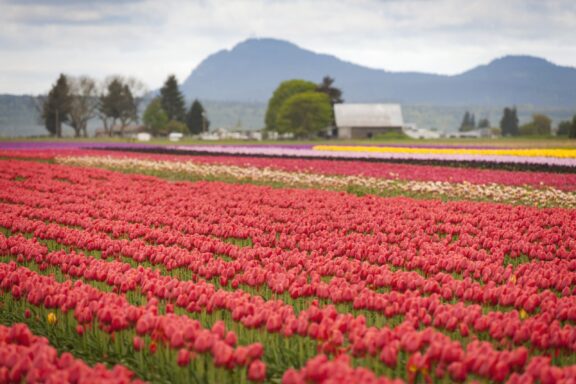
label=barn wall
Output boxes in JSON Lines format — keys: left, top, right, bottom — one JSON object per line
{"left": 341, "top": 126, "right": 403, "bottom": 139}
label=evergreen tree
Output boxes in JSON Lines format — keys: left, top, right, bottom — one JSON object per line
{"left": 500, "top": 107, "right": 519, "bottom": 136}
{"left": 316, "top": 76, "right": 343, "bottom": 126}
{"left": 160, "top": 75, "right": 186, "bottom": 122}
{"left": 42, "top": 74, "right": 72, "bottom": 137}
{"left": 186, "top": 99, "right": 209, "bottom": 134}
{"left": 118, "top": 84, "right": 137, "bottom": 130}
{"left": 459, "top": 111, "right": 476, "bottom": 132}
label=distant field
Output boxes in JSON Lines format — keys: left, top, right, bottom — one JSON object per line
{"left": 1, "top": 136, "right": 575, "bottom": 148}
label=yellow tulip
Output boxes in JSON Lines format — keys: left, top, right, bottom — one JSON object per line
{"left": 47, "top": 312, "right": 57, "bottom": 325}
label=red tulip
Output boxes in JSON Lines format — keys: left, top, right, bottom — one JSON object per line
{"left": 177, "top": 349, "right": 190, "bottom": 367}
{"left": 247, "top": 360, "right": 266, "bottom": 382}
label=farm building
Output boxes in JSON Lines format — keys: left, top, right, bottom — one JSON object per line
{"left": 334, "top": 104, "right": 404, "bottom": 139}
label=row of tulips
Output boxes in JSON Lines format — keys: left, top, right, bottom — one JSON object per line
{"left": 2, "top": 163, "right": 576, "bottom": 322}
{"left": 2, "top": 158, "right": 576, "bottom": 381}
{"left": 2, "top": 160, "right": 575, "bottom": 294}
{"left": 5, "top": 197, "right": 575, "bottom": 301}
{"left": 3, "top": 223, "right": 576, "bottom": 362}
{"left": 3, "top": 239, "right": 576, "bottom": 383}
{"left": 3, "top": 210, "right": 576, "bottom": 358}
{"left": 2, "top": 234, "right": 566, "bottom": 381}
{"left": 2, "top": 148, "right": 576, "bottom": 206}
{"left": 53, "top": 155, "right": 576, "bottom": 207}
{"left": 171, "top": 144, "right": 576, "bottom": 167}
{"left": 312, "top": 145, "right": 576, "bottom": 159}
{"left": 98, "top": 149, "right": 576, "bottom": 191}
{"left": 0, "top": 259, "right": 269, "bottom": 382}
{"left": 0, "top": 322, "right": 142, "bottom": 383}
{"left": 5, "top": 147, "right": 575, "bottom": 191}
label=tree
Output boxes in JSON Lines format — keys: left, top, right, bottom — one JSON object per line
{"left": 478, "top": 118, "right": 490, "bottom": 129}
{"left": 165, "top": 120, "right": 188, "bottom": 134}
{"left": 118, "top": 84, "right": 137, "bottom": 130}
{"left": 98, "top": 77, "right": 140, "bottom": 136}
{"left": 459, "top": 111, "right": 476, "bottom": 132}
{"left": 570, "top": 115, "right": 576, "bottom": 139}
{"left": 500, "top": 107, "right": 519, "bottom": 136}
{"left": 265, "top": 79, "right": 317, "bottom": 131}
{"left": 276, "top": 92, "right": 332, "bottom": 138}
{"left": 67, "top": 76, "right": 98, "bottom": 137}
{"left": 558, "top": 120, "right": 572, "bottom": 136}
{"left": 532, "top": 114, "right": 551, "bottom": 136}
{"left": 186, "top": 99, "right": 209, "bottom": 134}
{"left": 519, "top": 114, "right": 551, "bottom": 136}
{"left": 160, "top": 75, "right": 186, "bottom": 122}
{"left": 316, "top": 76, "right": 343, "bottom": 126}
{"left": 42, "top": 74, "right": 72, "bottom": 137}
{"left": 142, "top": 97, "right": 169, "bottom": 136}
{"left": 316, "top": 76, "right": 343, "bottom": 104}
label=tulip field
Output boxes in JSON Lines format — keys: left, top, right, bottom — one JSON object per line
{"left": 1, "top": 141, "right": 576, "bottom": 383}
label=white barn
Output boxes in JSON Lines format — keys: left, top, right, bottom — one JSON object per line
{"left": 334, "top": 104, "right": 405, "bottom": 139}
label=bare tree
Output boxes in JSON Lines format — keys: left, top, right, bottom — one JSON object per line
{"left": 67, "top": 76, "right": 98, "bottom": 137}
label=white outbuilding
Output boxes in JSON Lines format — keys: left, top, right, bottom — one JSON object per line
{"left": 334, "top": 104, "right": 405, "bottom": 139}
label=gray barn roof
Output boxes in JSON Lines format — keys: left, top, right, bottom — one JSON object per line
{"left": 334, "top": 104, "right": 404, "bottom": 128}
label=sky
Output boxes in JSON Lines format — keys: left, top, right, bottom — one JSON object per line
{"left": 1, "top": 0, "right": 575, "bottom": 95}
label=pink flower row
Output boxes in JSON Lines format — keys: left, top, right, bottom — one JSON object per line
{"left": 0, "top": 322, "right": 142, "bottom": 383}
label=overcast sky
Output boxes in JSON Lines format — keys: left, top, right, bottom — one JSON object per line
{"left": 1, "top": 0, "right": 575, "bottom": 94}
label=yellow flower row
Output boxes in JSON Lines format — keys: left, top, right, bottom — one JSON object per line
{"left": 312, "top": 145, "right": 576, "bottom": 158}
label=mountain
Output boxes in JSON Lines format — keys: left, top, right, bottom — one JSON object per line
{"left": 181, "top": 38, "right": 576, "bottom": 107}
{"left": 2, "top": 38, "right": 576, "bottom": 136}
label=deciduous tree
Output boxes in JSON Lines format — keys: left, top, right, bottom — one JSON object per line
{"left": 519, "top": 114, "right": 551, "bottom": 136}
{"left": 142, "top": 97, "right": 169, "bottom": 136}
{"left": 276, "top": 92, "right": 332, "bottom": 138}
{"left": 98, "top": 76, "right": 141, "bottom": 136}
{"left": 265, "top": 80, "right": 316, "bottom": 131}
{"left": 67, "top": 76, "right": 98, "bottom": 137}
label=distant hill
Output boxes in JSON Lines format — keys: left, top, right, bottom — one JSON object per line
{"left": 181, "top": 38, "right": 576, "bottom": 107}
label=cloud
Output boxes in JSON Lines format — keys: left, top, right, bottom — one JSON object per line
{"left": 0, "top": 0, "right": 574, "bottom": 93}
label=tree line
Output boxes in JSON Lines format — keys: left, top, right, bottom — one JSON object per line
{"left": 143, "top": 75, "right": 209, "bottom": 136}
{"left": 459, "top": 107, "right": 576, "bottom": 138}
{"left": 40, "top": 74, "right": 208, "bottom": 137}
